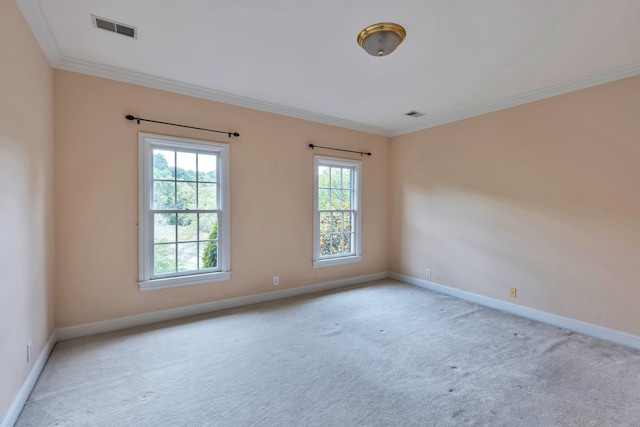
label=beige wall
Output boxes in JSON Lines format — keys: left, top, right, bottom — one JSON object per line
{"left": 390, "top": 75, "right": 640, "bottom": 336}
{"left": 54, "top": 70, "right": 390, "bottom": 327}
{"left": 0, "top": 0, "right": 55, "bottom": 418}
{"left": 4, "top": 4, "right": 640, "bottom": 414}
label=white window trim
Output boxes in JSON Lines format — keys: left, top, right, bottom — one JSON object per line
{"left": 138, "top": 133, "right": 231, "bottom": 291}
{"left": 313, "top": 155, "right": 362, "bottom": 268}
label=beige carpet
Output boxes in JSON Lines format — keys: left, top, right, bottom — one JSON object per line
{"left": 16, "top": 280, "right": 640, "bottom": 426}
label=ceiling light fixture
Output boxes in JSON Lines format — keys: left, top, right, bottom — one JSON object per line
{"left": 357, "top": 22, "right": 406, "bottom": 57}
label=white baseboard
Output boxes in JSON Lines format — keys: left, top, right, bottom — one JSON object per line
{"left": 9, "top": 271, "right": 638, "bottom": 427}
{"left": 1, "top": 331, "right": 57, "bottom": 427}
{"left": 3, "top": 272, "right": 389, "bottom": 425}
{"left": 57, "top": 271, "right": 390, "bottom": 341}
{"left": 390, "top": 272, "right": 640, "bottom": 351}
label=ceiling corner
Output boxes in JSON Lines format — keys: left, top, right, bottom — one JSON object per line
{"left": 17, "top": 0, "right": 62, "bottom": 66}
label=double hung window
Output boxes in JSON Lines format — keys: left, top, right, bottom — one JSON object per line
{"left": 313, "top": 156, "right": 362, "bottom": 267}
{"left": 138, "top": 133, "right": 230, "bottom": 290}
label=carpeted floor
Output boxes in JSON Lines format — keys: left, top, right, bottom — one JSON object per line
{"left": 15, "top": 280, "right": 640, "bottom": 426}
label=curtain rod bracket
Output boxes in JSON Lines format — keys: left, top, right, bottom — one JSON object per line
{"left": 125, "top": 115, "right": 239, "bottom": 138}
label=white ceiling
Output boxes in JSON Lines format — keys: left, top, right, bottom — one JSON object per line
{"left": 17, "top": 0, "right": 640, "bottom": 136}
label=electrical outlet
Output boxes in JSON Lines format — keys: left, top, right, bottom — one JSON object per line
{"left": 273, "top": 276, "right": 280, "bottom": 286}
{"left": 425, "top": 268, "right": 431, "bottom": 278}
{"left": 27, "top": 341, "right": 32, "bottom": 363}
{"left": 509, "top": 287, "right": 517, "bottom": 298}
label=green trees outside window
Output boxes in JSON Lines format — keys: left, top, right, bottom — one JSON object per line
{"left": 317, "top": 165, "right": 354, "bottom": 257}
{"left": 152, "top": 150, "right": 218, "bottom": 275}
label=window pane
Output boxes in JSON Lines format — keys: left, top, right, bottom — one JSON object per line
{"left": 318, "top": 189, "right": 330, "bottom": 210}
{"left": 331, "top": 234, "right": 344, "bottom": 255}
{"left": 198, "top": 154, "right": 217, "bottom": 182}
{"left": 342, "top": 190, "right": 352, "bottom": 210}
{"left": 154, "top": 244, "right": 176, "bottom": 274}
{"left": 331, "top": 212, "right": 342, "bottom": 233}
{"left": 154, "top": 213, "right": 176, "bottom": 243}
{"left": 199, "top": 213, "right": 218, "bottom": 240}
{"left": 201, "top": 240, "right": 218, "bottom": 269}
{"left": 320, "top": 234, "right": 331, "bottom": 255}
{"left": 176, "top": 152, "right": 196, "bottom": 181}
{"left": 330, "top": 167, "right": 341, "bottom": 188}
{"left": 177, "top": 213, "right": 197, "bottom": 242}
{"left": 177, "top": 242, "right": 198, "bottom": 272}
{"left": 198, "top": 183, "right": 217, "bottom": 210}
{"left": 176, "top": 182, "right": 196, "bottom": 210}
{"left": 318, "top": 166, "right": 330, "bottom": 188}
{"left": 331, "top": 190, "right": 342, "bottom": 209}
{"left": 340, "top": 234, "right": 347, "bottom": 254}
{"left": 342, "top": 168, "right": 351, "bottom": 189}
{"left": 153, "top": 181, "right": 175, "bottom": 209}
{"left": 319, "top": 212, "right": 331, "bottom": 234}
{"left": 153, "top": 150, "right": 175, "bottom": 179}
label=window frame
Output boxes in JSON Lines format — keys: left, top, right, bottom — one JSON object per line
{"left": 312, "top": 155, "right": 362, "bottom": 268}
{"left": 138, "top": 132, "right": 231, "bottom": 291}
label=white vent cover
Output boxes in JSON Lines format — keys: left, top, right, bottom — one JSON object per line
{"left": 91, "top": 15, "right": 137, "bottom": 39}
{"left": 404, "top": 110, "right": 426, "bottom": 118}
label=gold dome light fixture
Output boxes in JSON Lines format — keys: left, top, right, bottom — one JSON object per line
{"left": 357, "top": 22, "right": 406, "bottom": 57}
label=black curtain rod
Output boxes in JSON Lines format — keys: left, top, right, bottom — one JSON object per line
{"left": 308, "top": 144, "right": 371, "bottom": 156}
{"left": 125, "top": 115, "right": 240, "bottom": 138}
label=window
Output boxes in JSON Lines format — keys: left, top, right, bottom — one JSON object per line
{"left": 138, "top": 133, "right": 230, "bottom": 291}
{"left": 313, "top": 155, "right": 362, "bottom": 267}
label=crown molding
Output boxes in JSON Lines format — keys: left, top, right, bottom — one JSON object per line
{"left": 17, "top": 0, "right": 640, "bottom": 139}
{"left": 53, "top": 57, "right": 394, "bottom": 137}
{"left": 16, "top": 0, "right": 392, "bottom": 137}
{"left": 391, "top": 60, "right": 640, "bottom": 137}
{"left": 52, "top": 55, "right": 640, "bottom": 139}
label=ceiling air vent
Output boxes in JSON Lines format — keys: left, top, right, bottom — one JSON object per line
{"left": 404, "top": 110, "right": 426, "bottom": 118}
{"left": 91, "top": 15, "right": 137, "bottom": 39}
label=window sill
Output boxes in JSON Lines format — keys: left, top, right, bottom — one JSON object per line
{"left": 139, "top": 271, "right": 231, "bottom": 291}
{"left": 313, "top": 256, "right": 362, "bottom": 268}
